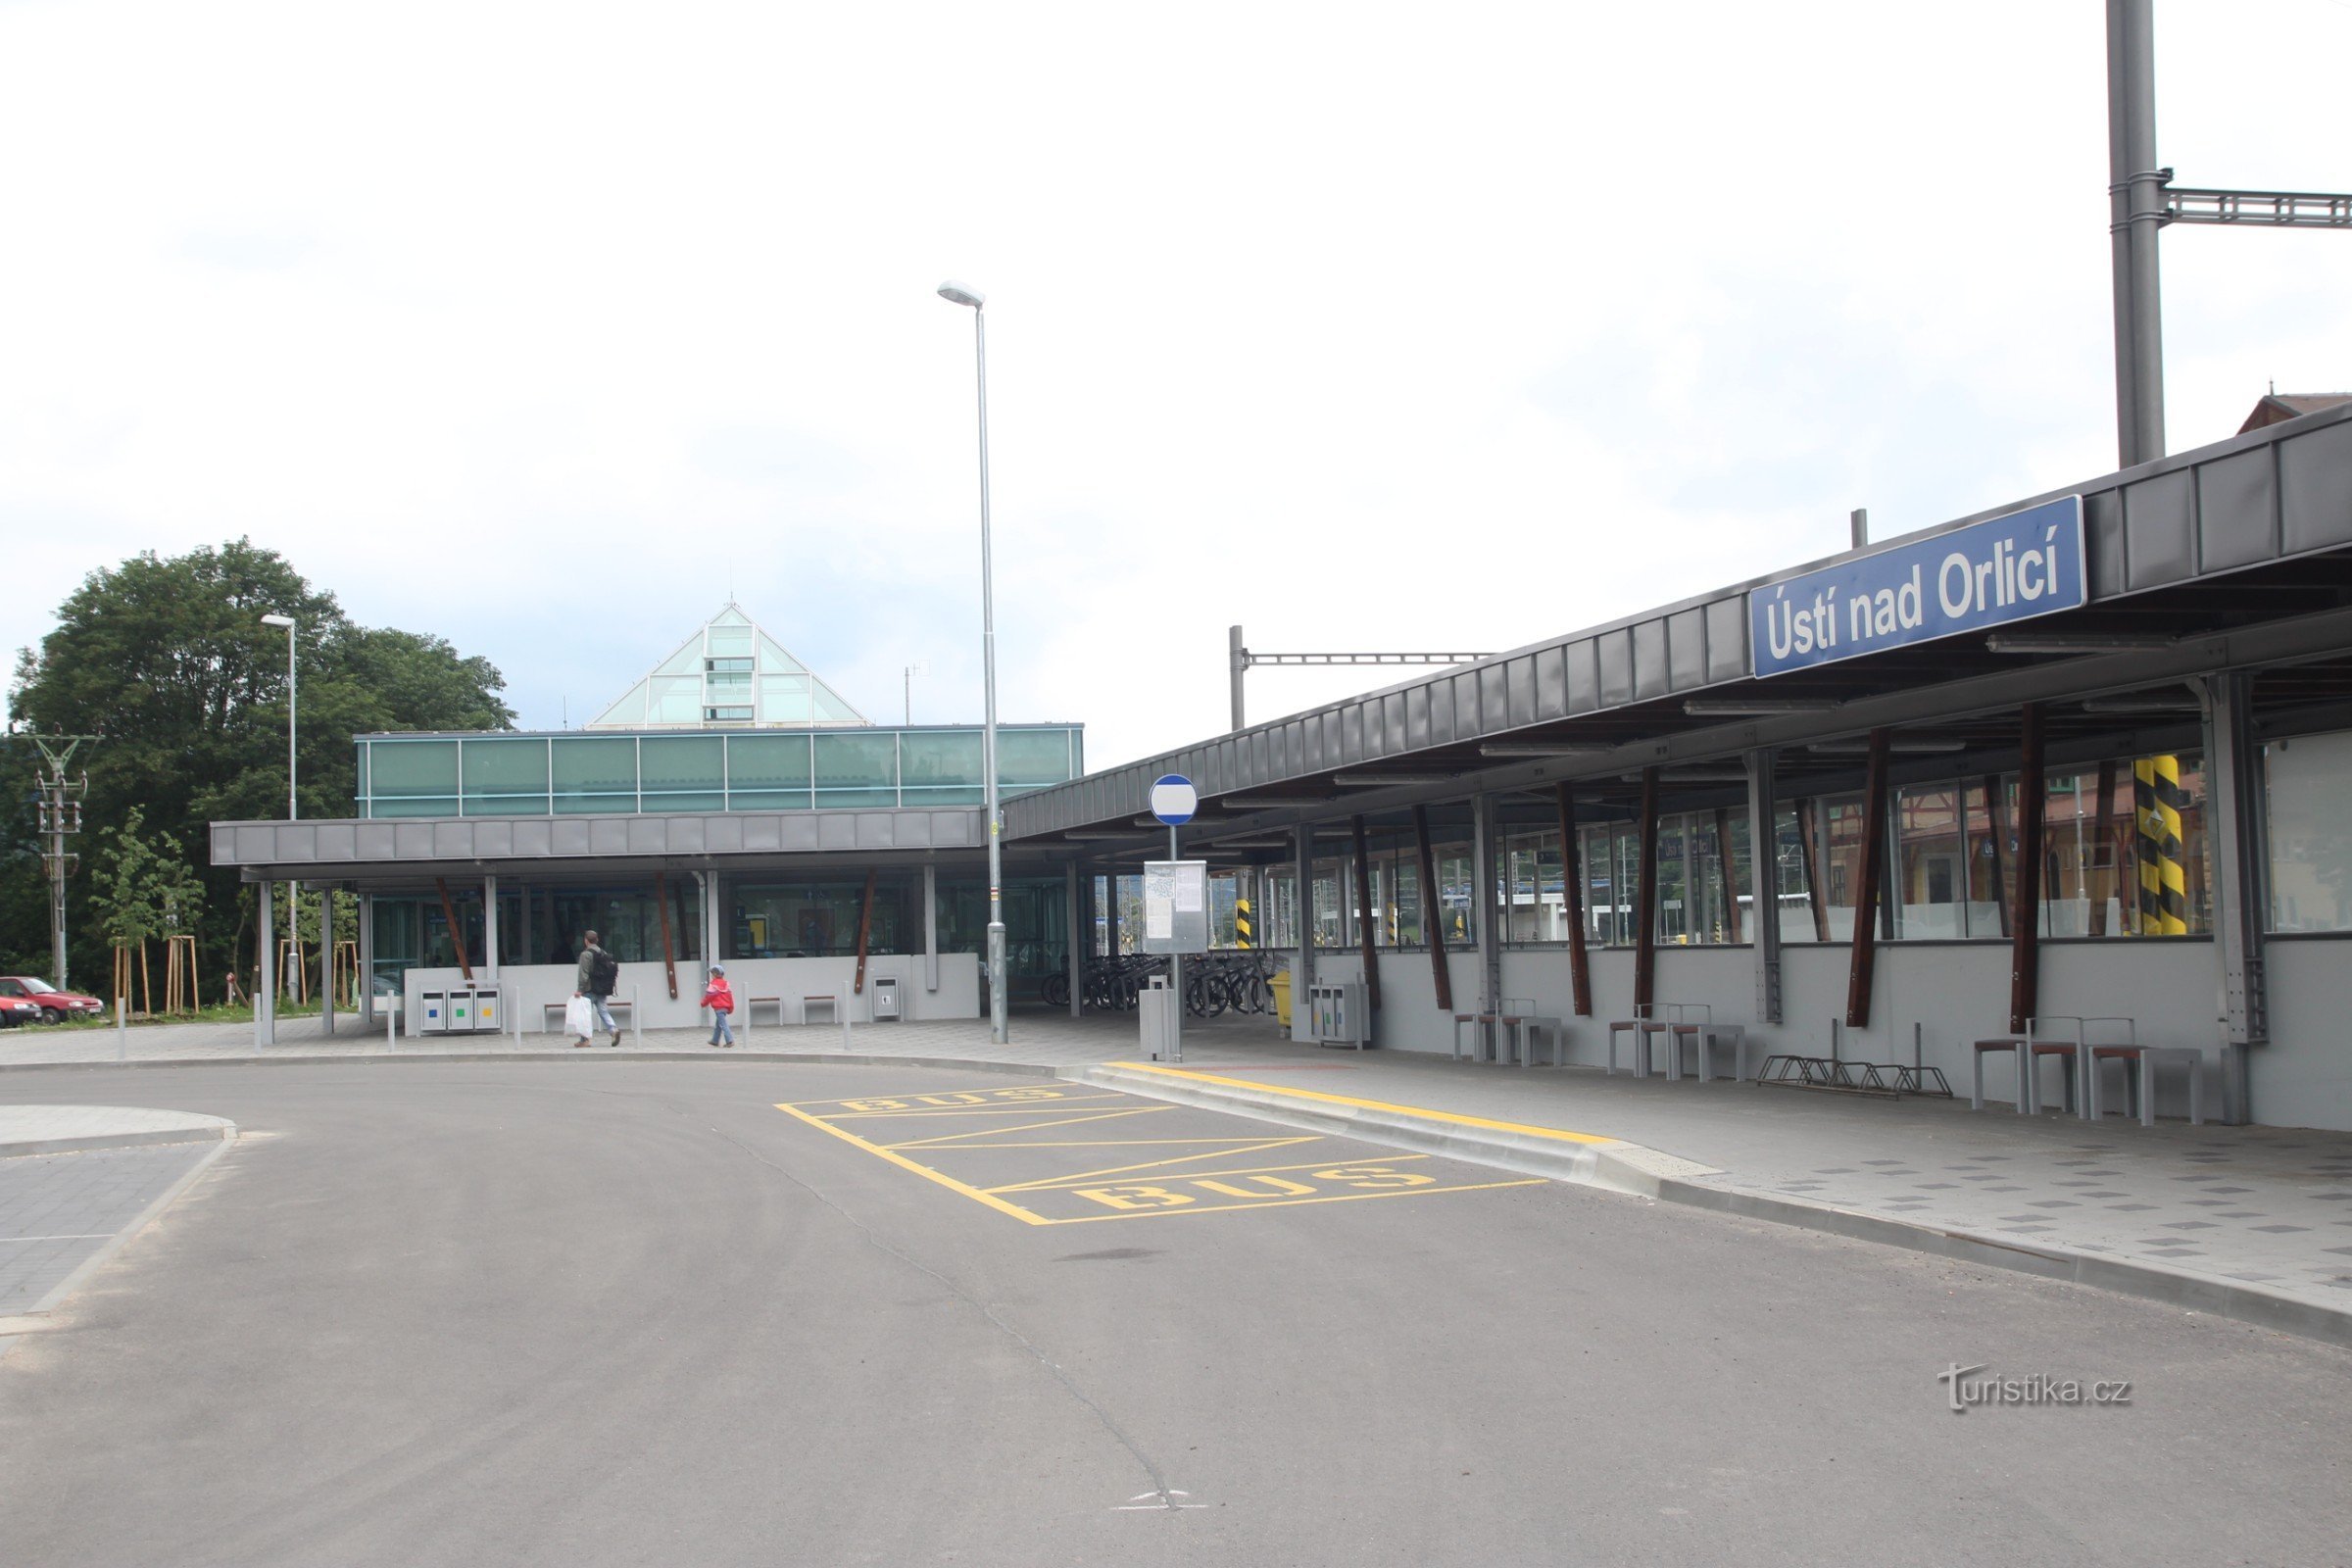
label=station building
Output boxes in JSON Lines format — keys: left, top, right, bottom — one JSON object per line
{"left": 215, "top": 405, "right": 2352, "bottom": 1131}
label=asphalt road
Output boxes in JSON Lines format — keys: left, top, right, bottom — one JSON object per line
{"left": 0, "top": 1060, "right": 2345, "bottom": 1567}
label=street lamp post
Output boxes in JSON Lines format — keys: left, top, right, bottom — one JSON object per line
{"left": 937, "top": 280, "right": 1008, "bottom": 1045}
{"left": 260, "top": 613, "right": 296, "bottom": 1042}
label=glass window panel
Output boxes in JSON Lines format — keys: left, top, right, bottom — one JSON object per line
{"left": 1655, "top": 818, "right": 1690, "bottom": 945}
{"left": 640, "top": 735, "right": 724, "bottom": 812}
{"left": 2267, "top": 732, "right": 2352, "bottom": 932}
{"left": 759, "top": 675, "right": 811, "bottom": 724}
{"left": 731, "top": 879, "right": 906, "bottom": 957}
{"left": 1775, "top": 806, "right": 1822, "bottom": 943}
{"left": 726, "top": 734, "right": 811, "bottom": 794}
{"left": 707, "top": 624, "right": 754, "bottom": 658}
{"left": 814, "top": 733, "right": 898, "bottom": 807}
{"left": 366, "top": 741, "right": 458, "bottom": 807}
{"left": 811, "top": 687, "right": 863, "bottom": 723}
{"left": 460, "top": 738, "right": 549, "bottom": 815}
{"left": 549, "top": 885, "right": 702, "bottom": 964}
{"left": 1893, "top": 783, "right": 1964, "bottom": 939}
{"left": 706, "top": 670, "right": 752, "bottom": 694}
{"left": 655, "top": 645, "right": 703, "bottom": 676}
{"left": 648, "top": 675, "right": 702, "bottom": 723}
{"left": 2041, "top": 771, "right": 2098, "bottom": 937}
{"left": 1815, "top": 794, "right": 1868, "bottom": 941}
{"left": 1434, "top": 841, "right": 1475, "bottom": 947}
{"left": 901, "top": 732, "right": 985, "bottom": 807}
{"left": 997, "top": 729, "right": 1076, "bottom": 790}
{"left": 1311, "top": 857, "right": 1346, "bottom": 948}
{"left": 552, "top": 737, "right": 639, "bottom": 814}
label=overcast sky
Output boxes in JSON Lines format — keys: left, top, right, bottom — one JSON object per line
{"left": 6, "top": 0, "right": 2350, "bottom": 773}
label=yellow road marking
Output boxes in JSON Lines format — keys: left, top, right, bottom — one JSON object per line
{"left": 896, "top": 1137, "right": 1312, "bottom": 1149}
{"left": 885, "top": 1105, "right": 1171, "bottom": 1150}
{"left": 771, "top": 1101, "right": 1053, "bottom": 1225}
{"left": 994, "top": 1148, "right": 1429, "bottom": 1195}
{"left": 1118, "top": 1064, "right": 1619, "bottom": 1146}
{"left": 776, "top": 1087, "right": 1111, "bottom": 1109}
{"left": 986, "top": 1139, "right": 1322, "bottom": 1194}
{"left": 1044, "top": 1178, "right": 1544, "bottom": 1223}
{"left": 821, "top": 1099, "right": 1134, "bottom": 1120}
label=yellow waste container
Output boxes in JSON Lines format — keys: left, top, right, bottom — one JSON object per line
{"left": 1269, "top": 970, "right": 1293, "bottom": 1029}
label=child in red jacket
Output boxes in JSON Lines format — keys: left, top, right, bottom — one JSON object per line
{"left": 701, "top": 965, "right": 735, "bottom": 1048}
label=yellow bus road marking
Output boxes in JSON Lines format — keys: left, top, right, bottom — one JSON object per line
{"left": 993, "top": 1148, "right": 1426, "bottom": 1196}
{"left": 820, "top": 1098, "right": 1135, "bottom": 1120}
{"left": 985, "top": 1139, "right": 1324, "bottom": 1194}
{"left": 774, "top": 1088, "right": 1544, "bottom": 1227}
{"left": 1119, "top": 1064, "right": 1619, "bottom": 1146}
{"left": 778, "top": 1086, "right": 1104, "bottom": 1110}
{"left": 1040, "top": 1178, "right": 1545, "bottom": 1223}
{"left": 771, "top": 1101, "right": 1054, "bottom": 1225}
{"left": 884, "top": 1106, "right": 1172, "bottom": 1150}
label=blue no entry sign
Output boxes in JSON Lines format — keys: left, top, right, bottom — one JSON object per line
{"left": 1150, "top": 774, "right": 1199, "bottom": 825}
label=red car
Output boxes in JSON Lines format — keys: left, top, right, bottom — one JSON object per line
{"left": 0, "top": 976, "right": 106, "bottom": 1025}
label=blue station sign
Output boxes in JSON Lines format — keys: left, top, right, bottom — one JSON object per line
{"left": 1749, "top": 495, "right": 2085, "bottom": 678}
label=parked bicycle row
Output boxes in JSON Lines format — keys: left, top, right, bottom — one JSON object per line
{"left": 1039, "top": 952, "right": 1281, "bottom": 1017}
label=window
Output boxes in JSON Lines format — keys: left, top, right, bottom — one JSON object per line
{"left": 1892, "top": 783, "right": 1963, "bottom": 939}
{"left": 706, "top": 658, "right": 753, "bottom": 674}
{"left": 640, "top": 736, "right": 724, "bottom": 812}
{"left": 460, "top": 738, "right": 550, "bottom": 815}
{"left": 365, "top": 740, "right": 459, "bottom": 817}
{"left": 2266, "top": 731, "right": 2352, "bottom": 932}
{"left": 814, "top": 733, "right": 898, "bottom": 808}
{"left": 552, "top": 737, "right": 638, "bottom": 814}
{"left": 733, "top": 879, "right": 906, "bottom": 957}
{"left": 725, "top": 734, "right": 811, "bottom": 810}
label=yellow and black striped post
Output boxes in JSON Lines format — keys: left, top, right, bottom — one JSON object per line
{"left": 1234, "top": 896, "right": 1252, "bottom": 949}
{"left": 2133, "top": 756, "right": 2188, "bottom": 935}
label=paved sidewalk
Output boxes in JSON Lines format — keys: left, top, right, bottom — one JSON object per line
{"left": 0, "top": 1104, "right": 237, "bottom": 1353}
{"left": 8, "top": 1009, "right": 2350, "bottom": 1339}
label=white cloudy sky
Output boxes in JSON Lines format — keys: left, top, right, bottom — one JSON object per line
{"left": 6, "top": 0, "right": 2350, "bottom": 772}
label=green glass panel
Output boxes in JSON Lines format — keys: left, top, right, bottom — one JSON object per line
{"left": 462, "top": 739, "right": 549, "bottom": 803}
{"left": 902, "top": 785, "right": 984, "bottom": 807}
{"left": 642, "top": 791, "right": 724, "bottom": 813}
{"left": 726, "top": 735, "right": 811, "bottom": 791}
{"left": 997, "top": 728, "right": 1074, "bottom": 787}
{"left": 815, "top": 733, "right": 897, "bottom": 792}
{"left": 552, "top": 737, "right": 639, "bottom": 813}
{"left": 641, "top": 736, "right": 724, "bottom": 791}
{"left": 648, "top": 675, "right": 701, "bottom": 724}
{"left": 367, "top": 740, "right": 459, "bottom": 802}
{"left": 708, "top": 624, "right": 754, "bottom": 658}
{"left": 726, "top": 788, "right": 812, "bottom": 811}
{"left": 900, "top": 731, "right": 984, "bottom": 788}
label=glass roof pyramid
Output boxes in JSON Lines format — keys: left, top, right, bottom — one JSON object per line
{"left": 585, "top": 603, "right": 872, "bottom": 730}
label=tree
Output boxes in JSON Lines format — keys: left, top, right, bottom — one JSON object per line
{"left": 6, "top": 539, "right": 514, "bottom": 990}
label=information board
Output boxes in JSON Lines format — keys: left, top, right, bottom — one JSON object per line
{"left": 1139, "top": 860, "right": 1210, "bottom": 955}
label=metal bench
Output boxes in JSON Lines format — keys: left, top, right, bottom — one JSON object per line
{"left": 1494, "top": 1001, "right": 1568, "bottom": 1067}
{"left": 804, "top": 995, "right": 840, "bottom": 1025}
{"left": 1451, "top": 1012, "right": 1501, "bottom": 1063}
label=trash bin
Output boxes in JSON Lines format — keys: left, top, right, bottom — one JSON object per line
{"left": 1269, "top": 970, "right": 1293, "bottom": 1029}
{"left": 872, "top": 976, "right": 901, "bottom": 1021}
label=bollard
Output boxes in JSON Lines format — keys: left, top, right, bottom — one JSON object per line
{"left": 631, "top": 985, "right": 642, "bottom": 1050}
{"left": 387, "top": 1003, "right": 397, "bottom": 1048}
{"left": 841, "top": 1011, "right": 852, "bottom": 1053}
{"left": 116, "top": 996, "right": 127, "bottom": 1061}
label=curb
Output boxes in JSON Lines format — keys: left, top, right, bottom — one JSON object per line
{"left": 0, "top": 1130, "right": 238, "bottom": 1355}
{"left": 0, "top": 1123, "right": 235, "bottom": 1159}
{"left": 1074, "top": 1063, "right": 2352, "bottom": 1352}
{"left": 0, "top": 1050, "right": 1066, "bottom": 1077}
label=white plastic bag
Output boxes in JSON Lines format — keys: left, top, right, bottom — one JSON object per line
{"left": 564, "top": 995, "right": 596, "bottom": 1038}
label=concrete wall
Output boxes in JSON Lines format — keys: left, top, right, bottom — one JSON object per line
{"left": 402, "top": 952, "right": 979, "bottom": 1037}
{"left": 2255, "top": 940, "right": 2352, "bottom": 1133}
{"left": 1333, "top": 934, "right": 2352, "bottom": 1127}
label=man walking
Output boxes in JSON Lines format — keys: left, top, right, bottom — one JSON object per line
{"left": 574, "top": 930, "right": 623, "bottom": 1048}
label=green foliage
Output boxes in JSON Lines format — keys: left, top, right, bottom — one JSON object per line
{"left": 5, "top": 539, "right": 514, "bottom": 986}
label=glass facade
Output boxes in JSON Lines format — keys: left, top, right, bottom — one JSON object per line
{"left": 2265, "top": 729, "right": 2352, "bottom": 933}
{"left": 356, "top": 726, "right": 1084, "bottom": 817}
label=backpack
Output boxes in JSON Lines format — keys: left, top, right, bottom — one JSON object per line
{"left": 588, "top": 949, "right": 619, "bottom": 994}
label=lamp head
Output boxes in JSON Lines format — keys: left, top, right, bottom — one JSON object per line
{"left": 936, "top": 281, "right": 985, "bottom": 310}
{"left": 260, "top": 613, "right": 296, "bottom": 628}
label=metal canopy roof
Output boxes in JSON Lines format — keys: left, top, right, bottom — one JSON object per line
{"left": 1007, "top": 402, "right": 2352, "bottom": 851}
